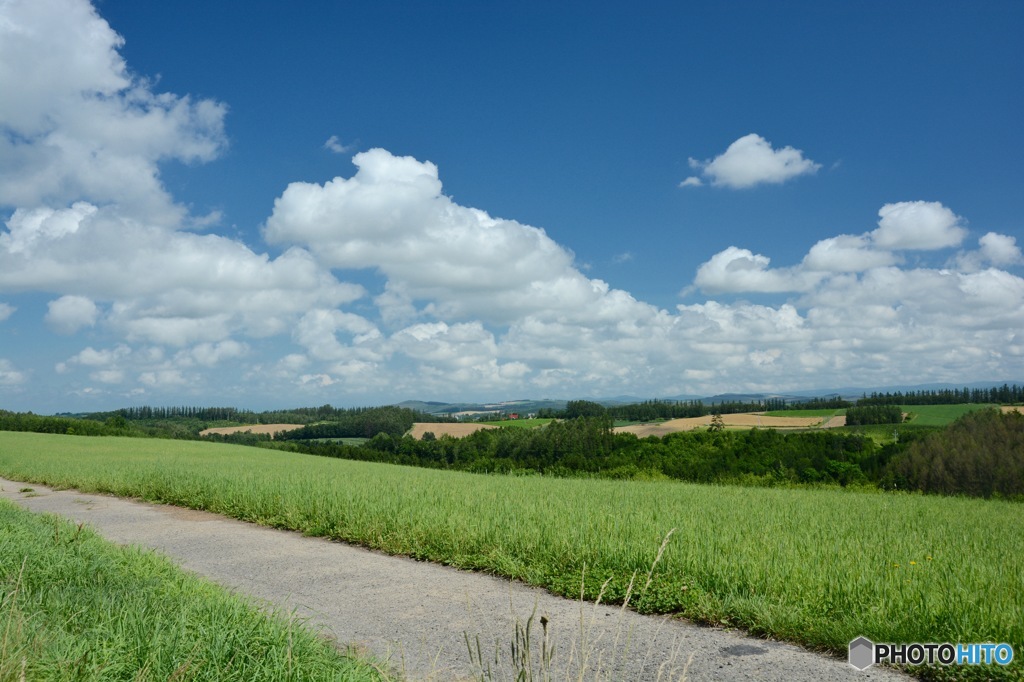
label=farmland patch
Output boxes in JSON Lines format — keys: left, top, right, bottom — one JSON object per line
{"left": 409, "top": 422, "right": 498, "bottom": 439}
{"left": 614, "top": 412, "right": 832, "bottom": 437}
{"left": 199, "top": 423, "right": 305, "bottom": 438}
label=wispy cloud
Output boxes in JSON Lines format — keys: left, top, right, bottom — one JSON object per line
{"left": 323, "top": 135, "right": 354, "bottom": 154}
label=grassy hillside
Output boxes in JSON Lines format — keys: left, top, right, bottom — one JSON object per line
{"left": 0, "top": 431, "right": 1020, "bottom": 679}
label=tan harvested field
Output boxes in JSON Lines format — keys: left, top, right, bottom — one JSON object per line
{"left": 1002, "top": 405, "right": 1024, "bottom": 415}
{"left": 615, "top": 412, "right": 838, "bottom": 438}
{"left": 199, "top": 424, "right": 305, "bottom": 438}
{"left": 409, "top": 422, "right": 498, "bottom": 439}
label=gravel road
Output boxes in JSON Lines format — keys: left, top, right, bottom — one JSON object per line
{"left": 0, "top": 477, "right": 906, "bottom": 681}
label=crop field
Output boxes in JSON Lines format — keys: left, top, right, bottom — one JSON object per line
{"left": 407, "top": 422, "right": 497, "bottom": 439}
{"left": 901, "top": 404, "right": 999, "bottom": 426}
{"left": 475, "top": 418, "right": 555, "bottom": 428}
{"left": 0, "top": 496, "right": 384, "bottom": 681}
{"left": 614, "top": 412, "right": 834, "bottom": 437}
{"left": 0, "top": 431, "right": 1020, "bottom": 678}
{"left": 763, "top": 408, "right": 846, "bottom": 418}
{"left": 199, "top": 423, "right": 305, "bottom": 438}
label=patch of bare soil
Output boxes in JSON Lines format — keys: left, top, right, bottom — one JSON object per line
{"left": 615, "top": 413, "right": 830, "bottom": 438}
{"left": 408, "top": 422, "right": 498, "bottom": 439}
{"left": 199, "top": 424, "right": 305, "bottom": 438}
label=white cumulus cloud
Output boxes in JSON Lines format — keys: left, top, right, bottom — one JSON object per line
{"left": 265, "top": 148, "right": 620, "bottom": 325}
{"left": 684, "top": 134, "right": 821, "bottom": 189}
{"left": 0, "top": 0, "right": 227, "bottom": 224}
{"left": 871, "top": 201, "right": 967, "bottom": 251}
{"left": 694, "top": 246, "right": 822, "bottom": 294}
{"left": 979, "top": 232, "right": 1023, "bottom": 266}
{"left": 45, "top": 295, "right": 99, "bottom": 334}
{"left": 803, "top": 234, "right": 898, "bottom": 273}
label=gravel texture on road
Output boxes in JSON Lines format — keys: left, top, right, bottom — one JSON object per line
{"left": 0, "top": 477, "right": 907, "bottom": 681}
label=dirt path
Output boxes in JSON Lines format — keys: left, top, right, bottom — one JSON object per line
{"left": 0, "top": 477, "right": 905, "bottom": 681}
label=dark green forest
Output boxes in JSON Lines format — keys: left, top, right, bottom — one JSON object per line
{"left": 893, "top": 408, "right": 1024, "bottom": 498}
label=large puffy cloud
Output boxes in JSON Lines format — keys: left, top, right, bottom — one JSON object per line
{"left": 696, "top": 200, "right": 1000, "bottom": 293}
{"left": 682, "top": 134, "right": 821, "bottom": 189}
{"left": 0, "top": 1, "right": 361, "bottom": 350}
{"left": 871, "top": 201, "right": 967, "bottom": 250}
{"left": 694, "top": 246, "right": 823, "bottom": 294}
{"left": 0, "top": 204, "right": 364, "bottom": 345}
{"left": 265, "top": 149, "right": 619, "bottom": 324}
{"left": 0, "top": 0, "right": 372, "bottom": 403}
{"left": 678, "top": 198, "right": 1022, "bottom": 392}
{"left": 956, "top": 232, "right": 1024, "bottom": 273}
{"left": 0, "top": 0, "right": 226, "bottom": 223}
{"left": 292, "top": 309, "right": 382, "bottom": 363}
{"left": 803, "top": 234, "right": 898, "bottom": 273}
{"left": 45, "top": 295, "right": 99, "bottom": 334}
{"left": 979, "top": 232, "right": 1023, "bottom": 266}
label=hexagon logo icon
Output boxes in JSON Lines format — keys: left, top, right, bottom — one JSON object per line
{"left": 849, "top": 636, "right": 875, "bottom": 670}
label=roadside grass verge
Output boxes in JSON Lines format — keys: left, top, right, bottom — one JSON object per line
{"left": 1, "top": 431, "right": 1021, "bottom": 679}
{"left": 0, "top": 496, "right": 389, "bottom": 681}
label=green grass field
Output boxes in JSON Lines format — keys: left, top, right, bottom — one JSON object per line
{"left": 0, "top": 496, "right": 386, "bottom": 681}
{"left": 762, "top": 408, "right": 845, "bottom": 418}
{"left": 766, "top": 404, "right": 997, "bottom": 427}
{"left": 901, "top": 404, "right": 998, "bottom": 426}
{"left": 0, "top": 430, "right": 1020, "bottom": 680}
{"left": 476, "top": 418, "right": 554, "bottom": 428}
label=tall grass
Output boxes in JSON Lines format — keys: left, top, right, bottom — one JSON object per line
{"left": 1, "top": 431, "right": 1021, "bottom": 673}
{"left": 0, "top": 496, "right": 387, "bottom": 681}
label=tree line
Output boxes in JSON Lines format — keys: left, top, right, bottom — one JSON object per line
{"left": 112, "top": 405, "right": 256, "bottom": 422}
{"left": 844, "top": 405, "right": 904, "bottom": 426}
{"left": 857, "top": 384, "right": 1023, "bottom": 406}
{"left": 540, "top": 396, "right": 851, "bottom": 422}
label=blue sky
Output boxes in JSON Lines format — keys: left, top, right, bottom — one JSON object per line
{"left": 1, "top": 0, "right": 1022, "bottom": 413}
